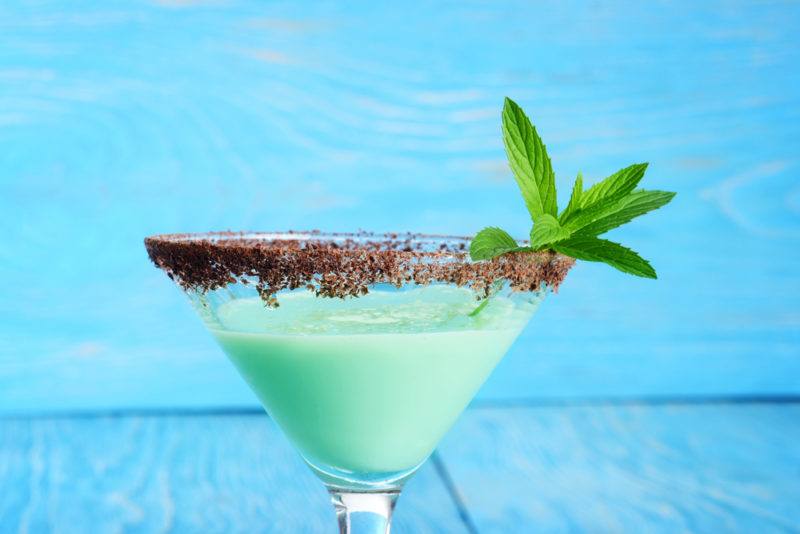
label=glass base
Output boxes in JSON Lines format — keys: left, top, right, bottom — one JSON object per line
{"left": 305, "top": 457, "right": 422, "bottom": 492}
{"left": 305, "top": 455, "right": 423, "bottom": 532}
{"left": 330, "top": 490, "right": 399, "bottom": 534}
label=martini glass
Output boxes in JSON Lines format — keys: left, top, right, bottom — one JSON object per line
{"left": 145, "top": 231, "right": 573, "bottom": 533}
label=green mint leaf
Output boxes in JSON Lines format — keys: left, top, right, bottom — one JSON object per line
{"left": 552, "top": 236, "right": 657, "bottom": 278}
{"left": 561, "top": 164, "right": 650, "bottom": 232}
{"left": 502, "top": 97, "right": 558, "bottom": 219}
{"left": 529, "top": 214, "right": 571, "bottom": 250}
{"left": 469, "top": 227, "right": 520, "bottom": 260}
{"left": 573, "top": 190, "right": 676, "bottom": 237}
{"left": 576, "top": 163, "right": 648, "bottom": 211}
{"left": 558, "top": 171, "right": 583, "bottom": 223}
{"left": 560, "top": 195, "right": 616, "bottom": 233}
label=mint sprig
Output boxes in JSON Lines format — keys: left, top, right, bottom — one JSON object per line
{"left": 470, "top": 97, "right": 675, "bottom": 279}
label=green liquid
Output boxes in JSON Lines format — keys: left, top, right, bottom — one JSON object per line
{"left": 210, "top": 285, "right": 539, "bottom": 474}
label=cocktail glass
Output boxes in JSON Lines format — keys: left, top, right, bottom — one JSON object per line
{"left": 145, "top": 231, "right": 573, "bottom": 533}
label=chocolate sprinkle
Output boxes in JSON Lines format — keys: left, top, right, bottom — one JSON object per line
{"left": 144, "top": 231, "right": 575, "bottom": 305}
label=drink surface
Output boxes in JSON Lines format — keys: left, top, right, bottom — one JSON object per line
{"left": 209, "top": 285, "right": 541, "bottom": 474}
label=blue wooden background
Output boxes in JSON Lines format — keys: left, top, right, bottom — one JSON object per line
{"left": 1, "top": 0, "right": 799, "bottom": 532}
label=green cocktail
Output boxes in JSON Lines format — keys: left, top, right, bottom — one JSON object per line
{"left": 145, "top": 230, "right": 573, "bottom": 532}
{"left": 211, "top": 285, "right": 541, "bottom": 478}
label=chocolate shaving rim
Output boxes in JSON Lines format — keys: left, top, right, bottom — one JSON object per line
{"left": 144, "top": 230, "right": 575, "bottom": 303}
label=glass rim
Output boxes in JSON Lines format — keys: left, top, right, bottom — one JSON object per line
{"left": 144, "top": 230, "right": 575, "bottom": 302}
{"left": 144, "top": 230, "right": 474, "bottom": 252}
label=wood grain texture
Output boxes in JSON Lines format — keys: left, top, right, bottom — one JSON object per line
{"left": 0, "top": 413, "right": 468, "bottom": 533}
{"left": 438, "top": 404, "right": 800, "bottom": 533}
{"left": 1, "top": 0, "right": 800, "bottom": 414}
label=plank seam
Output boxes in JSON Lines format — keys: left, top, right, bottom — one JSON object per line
{"left": 430, "top": 451, "right": 480, "bottom": 534}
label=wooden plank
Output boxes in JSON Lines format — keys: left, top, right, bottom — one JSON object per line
{"left": 437, "top": 404, "right": 800, "bottom": 533}
{"left": 0, "top": 414, "right": 468, "bottom": 533}
{"left": 1, "top": 0, "right": 800, "bottom": 414}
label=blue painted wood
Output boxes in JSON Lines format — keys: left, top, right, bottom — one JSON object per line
{"left": 3, "top": 405, "right": 798, "bottom": 532}
{"left": 1, "top": 0, "right": 800, "bottom": 413}
{"left": 438, "top": 404, "right": 800, "bottom": 533}
{"left": 0, "top": 413, "right": 467, "bottom": 533}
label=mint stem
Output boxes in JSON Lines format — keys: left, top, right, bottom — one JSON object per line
{"left": 468, "top": 280, "right": 505, "bottom": 317}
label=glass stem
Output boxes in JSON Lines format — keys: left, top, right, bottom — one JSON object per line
{"left": 330, "top": 490, "right": 399, "bottom": 534}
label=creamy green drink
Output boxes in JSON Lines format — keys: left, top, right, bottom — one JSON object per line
{"left": 210, "top": 285, "right": 542, "bottom": 475}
